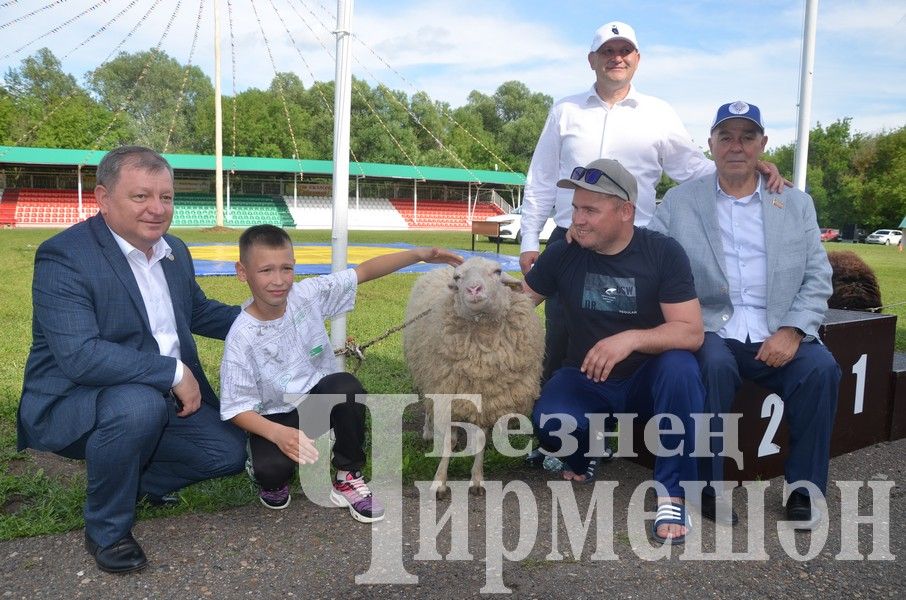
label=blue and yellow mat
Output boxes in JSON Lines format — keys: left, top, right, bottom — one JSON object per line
{"left": 190, "top": 242, "right": 521, "bottom": 276}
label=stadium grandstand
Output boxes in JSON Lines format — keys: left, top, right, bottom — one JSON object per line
{"left": 0, "top": 146, "right": 525, "bottom": 230}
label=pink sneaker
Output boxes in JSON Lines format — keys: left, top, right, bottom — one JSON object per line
{"left": 330, "top": 471, "right": 384, "bottom": 523}
{"left": 259, "top": 484, "right": 291, "bottom": 510}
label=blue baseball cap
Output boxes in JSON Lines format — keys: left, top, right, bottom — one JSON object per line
{"left": 711, "top": 101, "right": 764, "bottom": 133}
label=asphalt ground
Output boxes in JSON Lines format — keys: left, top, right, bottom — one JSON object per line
{"left": 2, "top": 438, "right": 903, "bottom": 599}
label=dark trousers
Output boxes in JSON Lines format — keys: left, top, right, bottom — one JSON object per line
{"left": 248, "top": 372, "right": 366, "bottom": 490}
{"left": 532, "top": 351, "right": 704, "bottom": 498}
{"left": 695, "top": 332, "right": 840, "bottom": 494}
{"left": 58, "top": 385, "right": 247, "bottom": 548}
{"left": 541, "top": 226, "right": 570, "bottom": 384}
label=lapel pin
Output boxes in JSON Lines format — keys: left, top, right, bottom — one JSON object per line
{"left": 167, "top": 253, "right": 175, "bottom": 261}
{"left": 772, "top": 198, "right": 784, "bottom": 209}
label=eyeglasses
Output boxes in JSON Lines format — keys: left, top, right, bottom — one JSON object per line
{"left": 570, "top": 166, "right": 631, "bottom": 202}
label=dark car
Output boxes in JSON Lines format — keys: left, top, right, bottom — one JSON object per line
{"left": 841, "top": 224, "right": 868, "bottom": 243}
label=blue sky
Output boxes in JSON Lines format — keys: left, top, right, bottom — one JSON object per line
{"left": 1, "top": 0, "right": 904, "bottom": 152}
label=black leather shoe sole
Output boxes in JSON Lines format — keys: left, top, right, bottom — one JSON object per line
{"left": 85, "top": 532, "right": 148, "bottom": 574}
{"left": 140, "top": 492, "right": 180, "bottom": 508}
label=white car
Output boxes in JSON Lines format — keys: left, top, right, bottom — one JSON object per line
{"left": 484, "top": 205, "right": 557, "bottom": 244}
{"left": 865, "top": 229, "right": 902, "bottom": 245}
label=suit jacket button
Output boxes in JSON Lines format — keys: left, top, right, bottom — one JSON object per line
{"left": 720, "top": 287, "right": 728, "bottom": 294}
{"left": 721, "top": 314, "right": 729, "bottom": 321}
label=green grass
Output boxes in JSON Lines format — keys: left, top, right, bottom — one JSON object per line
{"left": 823, "top": 242, "right": 906, "bottom": 349}
{"left": 1, "top": 229, "right": 903, "bottom": 540}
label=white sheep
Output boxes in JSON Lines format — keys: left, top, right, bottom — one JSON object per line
{"left": 403, "top": 256, "right": 544, "bottom": 498}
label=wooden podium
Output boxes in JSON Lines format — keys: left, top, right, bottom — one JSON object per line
{"left": 721, "top": 309, "right": 895, "bottom": 482}
{"left": 630, "top": 309, "right": 897, "bottom": 483}
{"left": 888, "top": 353, "right": 906, "bottom": 441}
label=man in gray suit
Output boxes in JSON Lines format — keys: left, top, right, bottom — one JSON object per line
{"left": 18, "top": 146, "right": 246, "bottom": 573}
{"left": 648, "top": 101, "right": 840, "bottom": 530}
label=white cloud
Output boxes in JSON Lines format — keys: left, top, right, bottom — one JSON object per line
{"left": 820, "top": 0, "right": 906, "bottom": 34}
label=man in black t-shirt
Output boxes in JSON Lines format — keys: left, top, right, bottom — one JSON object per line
{"left": 522, "top": 158, "right": 705, "bottom": 545}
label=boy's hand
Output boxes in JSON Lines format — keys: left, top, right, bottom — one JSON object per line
{"left": 272, "top": 424, "right": 320, "bottom": 465}
{"left": 419, "top": 247, "right": 463, "bottom": 266}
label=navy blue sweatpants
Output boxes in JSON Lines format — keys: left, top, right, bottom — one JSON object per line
{"left": 532, "top": 350, "right": 704, "bottom": 498}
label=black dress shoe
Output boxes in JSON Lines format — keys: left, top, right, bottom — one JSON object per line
{"left": 139, "top": 492, "right": 180, "bottom": 508}
{"left": 786, "top": 491, "right": 821, "bottom": 530}
{"left": 85, "top": 532, "right": 148, "bottom": 574}
{"left": 524, "top": 448, "right": 545, "bottom": 468}
{"left": 700, "top": 494, "right": 739, "bottom": 526}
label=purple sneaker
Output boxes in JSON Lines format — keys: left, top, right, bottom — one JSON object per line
{"left": 330, "top": 471, "right": 384, "bottom": 523}
{"left": 259, "top": 484, "right": 291, "bottom": 510}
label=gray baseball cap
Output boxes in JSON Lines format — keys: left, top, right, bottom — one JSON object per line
{"left": 557, "top": 158, "right": 638, "bottom": 205}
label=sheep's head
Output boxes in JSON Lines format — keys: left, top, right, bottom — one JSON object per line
{"left": 447, "top": 257, "right": 520, "bottom": 320}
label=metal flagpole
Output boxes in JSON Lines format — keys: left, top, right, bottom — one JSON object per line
{"left": 793, "top": 0, "right": 819, "bottom": 192}
{"left": 330, "top": 0, "right": 354, "bottom": 368}
{"left": 77, "top": 165, "right": 83, "bottom": 219}
{"left": 214, "top": 0, "right": 225, "bottom": 226}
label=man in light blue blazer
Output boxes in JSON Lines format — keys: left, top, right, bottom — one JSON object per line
{"left": 18, "top": 146, "right": 246, "bottom": 573}
{"left": 648, "top": 102, "right": 840, "bottom": 531}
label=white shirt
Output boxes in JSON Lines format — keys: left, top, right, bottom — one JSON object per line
{"left": 520, "top": 84, "right": 714, "bottom": 253}
{"left": 108, "top": 228, "right": 183, "bottom": 386}
{"left": 219, "top": 269, "right": 358, "bottom": 421}
{"left": 715, "top": 176, "right": 771, "bottom": 343}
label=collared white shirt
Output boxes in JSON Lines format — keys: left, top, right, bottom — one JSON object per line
{"left": 715, "top": 175, "right": 771, "bottom": 343}
{"left": 108, "top": 228, "right": 183, "bottom": 386}
{"left": 219, "top": 269, "right": 358, "bottom": 421}
{"left": 520, "top": 84, "right": 714, "bottom": 253}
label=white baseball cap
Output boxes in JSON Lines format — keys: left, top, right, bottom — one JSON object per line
{"left": 590, "top": 22, "right": 639, "bottom": 52}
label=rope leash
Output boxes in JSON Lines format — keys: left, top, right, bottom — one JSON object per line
{"left": 832, "top": 300, "right": 906, "bottom": 313}
{"left": 334, "top": 308, "right": 432, "bottom": 373}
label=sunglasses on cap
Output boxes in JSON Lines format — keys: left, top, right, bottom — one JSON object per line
{"left": 570, "top": 166, "right": 631, "bottom": 202}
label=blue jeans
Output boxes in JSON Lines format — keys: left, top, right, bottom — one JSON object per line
{"left": 532, "top": 350, "right": 704, "bottom": 498}
{"left": 695, "top": 332, "right": 840, "bottom": 494}
{"left": 59, "top": 385, "right": 246, "bottom": 547}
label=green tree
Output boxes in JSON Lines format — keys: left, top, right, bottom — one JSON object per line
{"left": 764, "top": 119, "right": 862, "bottom": 227}
{"left": 350, "top": 81, "right": 419, "bottom": 165}
{"left": 3, "top": 48, "right": 80, "bottom": 104}
{"left": 298, "top": 80, "right": 336, "bottom": 160}
{"left": 86, "top": 49, "right": 214, "bottom": 152}
{"left": 1, "top": 48, "right": 129, "bottom": 148}
{"left": 853, "top": 127, "right": 906, "bottom": 230}
{"left": 459, "top": 81, "right": 551, "bottom": 172}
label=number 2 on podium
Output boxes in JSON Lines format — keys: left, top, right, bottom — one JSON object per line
{"left": 757, "top": 352, "right": 868, "bottom": 457}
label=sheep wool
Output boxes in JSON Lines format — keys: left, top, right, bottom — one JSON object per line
{"left": 403, "top": 257, "right": 544, "bottom": 429}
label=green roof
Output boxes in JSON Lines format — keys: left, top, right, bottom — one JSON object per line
{"left": 0, "top": 146, "right": 525, "bottom": 186}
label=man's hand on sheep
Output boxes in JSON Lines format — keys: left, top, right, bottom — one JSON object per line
{"left": 581, "top": 331, "right": 637, "bottom": 382}
{"left": 519, "top": 251, "right": 539, "bottom": 275}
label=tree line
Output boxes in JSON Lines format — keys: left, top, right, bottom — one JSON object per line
{"left": 1, "top": 48, "right": 903, "bottom": 229}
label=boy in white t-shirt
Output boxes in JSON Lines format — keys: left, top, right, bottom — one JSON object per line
{"left": 220, "top": 225, "right": 461, "bottom": 522}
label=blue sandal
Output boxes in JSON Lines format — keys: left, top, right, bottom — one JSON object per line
{"left": 559, "top": 457, "right": 598, "bottom": 484}
{"left": 651, "top": 501, "right": 691, "bottom": 545}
